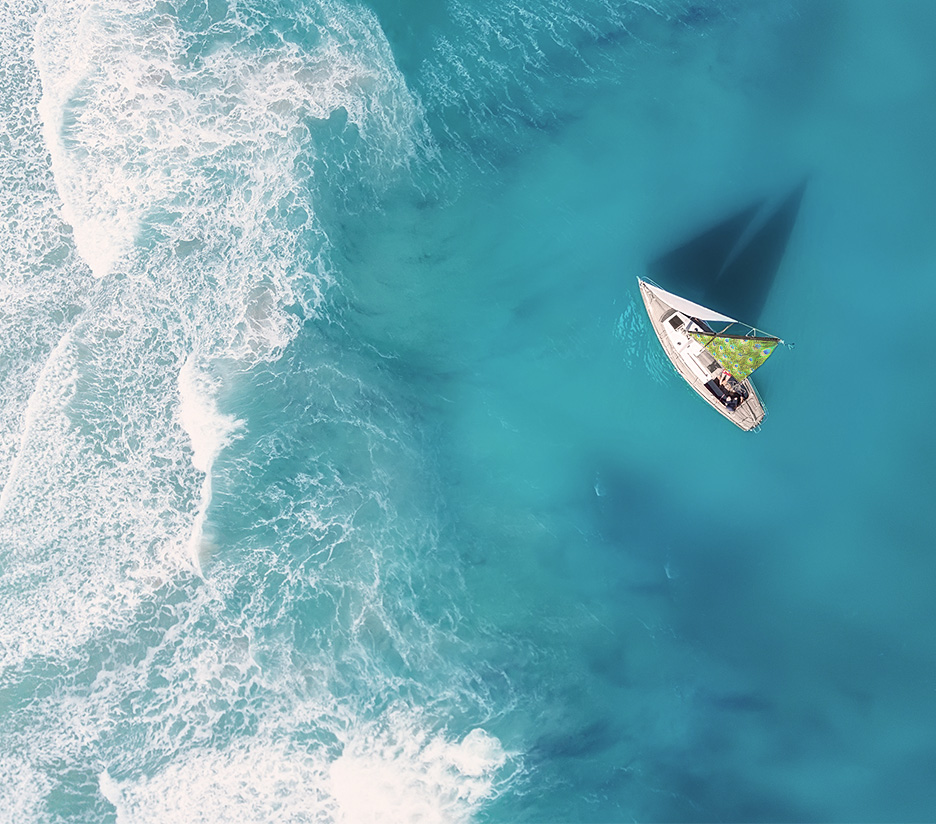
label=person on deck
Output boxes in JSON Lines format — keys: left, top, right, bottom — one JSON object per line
{"left": 717, "top": 369, "right": 745, "bottom": 410}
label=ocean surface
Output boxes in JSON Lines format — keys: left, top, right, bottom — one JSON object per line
{"left": 2, "top": 0, "right": 936, "bottom": 821}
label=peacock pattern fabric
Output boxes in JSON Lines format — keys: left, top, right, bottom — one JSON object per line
{"left": 691, "top": 333, "right": 777, "bottom": 381}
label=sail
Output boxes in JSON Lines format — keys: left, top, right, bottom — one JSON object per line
{"left": 643, "top": 281, "right": 737, "bottom": 324}
{"left": 691, "top": 333, "right": 778, "bottom": 381}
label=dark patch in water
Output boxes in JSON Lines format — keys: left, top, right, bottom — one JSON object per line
{"left": 703, "top": 689, "right": 772, "bottom": 714}
{"left": 586, "top": 642, "right": 630, "bottom": 688}
{"left": 651, "top": 758, "right": 816, "bottom": 823}
{"left": 648, "top": 199, "right": 764, "bottom": 301}
{"left": 625, "top": 579, "right": 673, "bottom": 598}
{"left": 716, "top": 180, "right": 808, "bottom": 325}
{"left": 678, "top": 4, "right": 722, "bottom": 28}
{"left": 648, "top": 180, "right": 807, "bottom": 328}
{"left": 532, "top": 718, "right": 620, "bottom": 761}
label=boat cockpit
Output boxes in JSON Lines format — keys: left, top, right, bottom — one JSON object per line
{"left": 659, "top": 309, "right": 747, "bottom": 412}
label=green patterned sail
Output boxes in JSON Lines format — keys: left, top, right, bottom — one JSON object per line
{"left": 691, "top": 333, "right": 778, "bottom": 381}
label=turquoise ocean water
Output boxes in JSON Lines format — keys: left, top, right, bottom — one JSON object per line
{"left": 2, "top": 0, "right": 936, "bottom": 821}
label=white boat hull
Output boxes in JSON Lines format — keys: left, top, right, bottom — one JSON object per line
{"left": 638, "top": 279, "right": 766, "bottom": 431}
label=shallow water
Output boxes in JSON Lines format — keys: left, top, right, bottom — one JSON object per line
{"left": 2, "top": 0, "right": 936, "bottom": 821}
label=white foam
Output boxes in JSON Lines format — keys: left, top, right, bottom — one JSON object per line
{"left": 329, "top": 715, "right": 508, "bottom": 823}
{"left": 98, "top": 770, "right": 124, "bottom": 816}
{"left": 177, "top": 356, "right": 243, "bottom": 569}
{"left": 33, "top": 1, "right": 138, "bottom": 278}
{"left": 33, "top": 0, "right": 433, "bottom": 282}
{"left": 0, "top": 6, "right": 516, "bottom": 820}
{"left": 0, "top": 0, "right": 96, "bottom": 492}
{"left": 0, "top": 756, "right": 52, "bottom": 823}
{"left": 177, "top": 356, "right": 242, "bottom": 476}
{"left": 0, "top": 0, "right": 432, "bottom": 669}
{"left": 0, "top": 314, "right": 201, "bottom": 669}
{"left": 97, "top": 711, "right": 508, "bottom": 824}
{"left": 0, "top": 330, "right": 76, "bottom": 519}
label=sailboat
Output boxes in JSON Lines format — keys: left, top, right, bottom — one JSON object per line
{"left": 637, "top": 184, "right": 804, "bottom": 431}
{"left": 637, "top": 279, "right": 780, "bottom": 430}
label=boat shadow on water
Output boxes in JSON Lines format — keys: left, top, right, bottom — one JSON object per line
{"left": 648, "top": 179, "right": 807, "bottom": 330}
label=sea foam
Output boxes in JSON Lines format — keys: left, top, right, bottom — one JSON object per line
{"left": 0, "top": 756, "right": 52, "bottom": 823}
{"left": 0, "top": 1, "right": 509, "bottom": 820}
{"left": 177, "top": 356, "right": 243, "bottom": 569}
{"left": 2, "top": 0, "right": 430, "bottom": 668}
{"left": 97, "top": 713, "right": 507, "bottom": 824}
{"left": 1, "top": 1, "right": 519, "bottom": 821}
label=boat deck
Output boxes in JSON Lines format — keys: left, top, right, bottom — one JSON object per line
{"left": 638, "top": 280, "right": 766, "bottom": 431}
